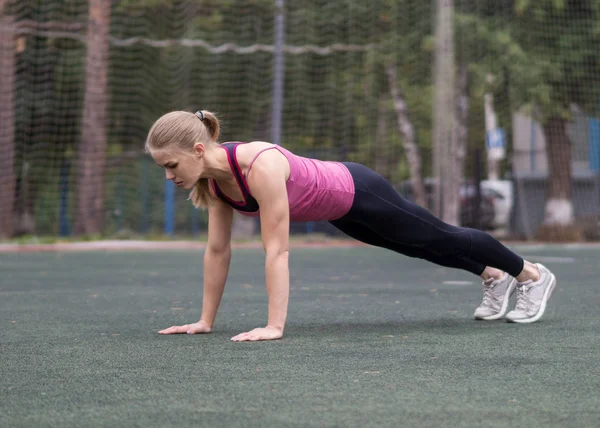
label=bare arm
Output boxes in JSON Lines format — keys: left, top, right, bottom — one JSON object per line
{"left": 158, "top": 197, "right": 233, "bottom": 335}
{"left": 231, "top": 151, "right": 290, "bottom": 341}
{"left": 255, "top": 165, "right": 290, "bottom": 332}
{"left": 200, "top": 198, "right": 234, "bottom": 328}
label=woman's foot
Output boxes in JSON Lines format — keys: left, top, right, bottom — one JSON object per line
{"left": 474, "top": 272, "right": 518, "bottom": 320}
{"left": 505, "top": 263, "right": 557, "bottom": 324}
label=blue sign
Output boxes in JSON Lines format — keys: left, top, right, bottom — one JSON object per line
{"left": 486, "top": 128, "right": 506, "bottom": 149}
{"left": 590, "top": 118, "right": 600, "bottom": 172}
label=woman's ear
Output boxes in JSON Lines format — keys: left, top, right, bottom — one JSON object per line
{"left": 193, "top": 142, "right": 206, "bottom": 158}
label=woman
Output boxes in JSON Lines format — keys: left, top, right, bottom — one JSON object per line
{"left": 146, "top": 110, "right": 557, "bottom": 342}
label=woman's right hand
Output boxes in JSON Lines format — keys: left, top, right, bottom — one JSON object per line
{"left": 158, "top": 320, "right": 212, "bottom": 335}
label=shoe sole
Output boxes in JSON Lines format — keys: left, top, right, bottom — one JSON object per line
{"left": 474, "top": 278, "right": 518, "bottom": 321}
{"left": 506, "top": 270, "right": 557, "bottom": 324}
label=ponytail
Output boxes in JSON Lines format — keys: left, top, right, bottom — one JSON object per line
{"left": 197, "top": 110, "right": 220, "bottom": 141}
{"left": 189, "top": 110, "right": 220, "bottom": 209}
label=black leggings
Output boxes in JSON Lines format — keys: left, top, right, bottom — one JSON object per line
{"left": 329, "top": 162, "right": 524, "bottom": 277}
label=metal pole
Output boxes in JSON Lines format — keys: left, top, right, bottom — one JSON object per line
{"left": 271, "top": 0, "right": 285, "bottom": 145}
{"left": 474, "top": 148, "right": 482, "bottom": 230}
{"left": 432, "top": 0, "right": 455, "bottom": 219}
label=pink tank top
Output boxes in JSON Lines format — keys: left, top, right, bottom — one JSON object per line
{"left": 210, "top": 143, "right": 355, "bottom": 221}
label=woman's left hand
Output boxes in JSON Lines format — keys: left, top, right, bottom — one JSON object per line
{"left": 231, "top": 325, "right": 283, "bottom": 342}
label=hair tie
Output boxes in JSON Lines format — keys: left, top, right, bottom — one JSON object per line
{"left": 195, "top": 110, "right": 204, "bottom": 121}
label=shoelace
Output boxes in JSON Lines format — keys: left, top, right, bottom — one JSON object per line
{"left": 481, "top": 280, "right": 497, "bottom": 307}
{"left": 515, "top": 284, "right": 532, "bottom": 312}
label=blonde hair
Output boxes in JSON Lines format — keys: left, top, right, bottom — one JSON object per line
{"left": 145, "top": 110, "right": 220, "bottom": 209}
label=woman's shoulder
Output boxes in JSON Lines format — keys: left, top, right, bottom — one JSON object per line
{"left": 244, "top": 140, "right": 276, "bottom": 151}
{"left": 232, "top": 141, "right": 280, "bottom": 164}
{"left": 232, "top": 141, "right": 291, "bottom": 178}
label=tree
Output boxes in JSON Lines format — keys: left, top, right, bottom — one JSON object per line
{"left": 512, "top": 0, "right": 600, "bottom": 238}
{"left": 0, "top": 0, "right": 16, "bottom": 238}
{"left": 458, "top": 0, "right": 600, "bottom": 238}
{"left": 363, "top": 0, "right": 432, "bottom": 207}
{"left": 431, "top": 0, "right": 460, "bottom": 223}
{"left": 75, "top": 0, "right": 111, "bottom": 235}
{"left": 386, "top": 64, "right": 427, "bottom": 208}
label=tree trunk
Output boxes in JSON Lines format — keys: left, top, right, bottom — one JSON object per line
{"left": 432, "top": 0, "right": 455, "bottom": 219}
{"left": 0, "top": 14, "right": 16, "bottom": 239}
{"left": 374, "top": 96, "right": 388, "bottom": 177}
{"left": 542, "top": 116, "right": 573, "bottom": 225}
{"left": 441, "top": 132, "right": 460, "bottom": 226}
{"left": 75, "top": 0, "right": 110, "bottom": 235}
{"left": 452, "top": 62, "right": 469, "bottom": 226}
{"left": 12, "top": 162, "right": 37, "bottom": 236}
{"left": 386, "top": 64, "right": 426, "bottom": 208}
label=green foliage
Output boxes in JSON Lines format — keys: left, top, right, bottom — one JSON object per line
{"left": 10, "top": 0, "right": 600, "bottom": 235}
{"left": 458, "top": 0, "right": 600, "bottom": 122}
{"left": 12, "top": 0, "right": 86, "bottom": 231}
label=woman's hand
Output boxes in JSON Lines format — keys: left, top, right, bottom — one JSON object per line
{"left": 231, "top": 325, "right": 283, "bottom": 342}
{"left": 158, "top": 320, "right": 212, "bottom": 335}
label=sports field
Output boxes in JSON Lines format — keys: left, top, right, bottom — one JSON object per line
{"left": 2, "top": 243, "right": 599, "bottom": 427}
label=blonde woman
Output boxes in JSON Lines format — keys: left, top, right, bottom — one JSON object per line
{"left": 146, "top": 110, "right": 557, "bottom": 342}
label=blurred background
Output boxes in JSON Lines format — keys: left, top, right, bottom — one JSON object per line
{"left": 0, "top": 0, "right": 599, "bottom": 243}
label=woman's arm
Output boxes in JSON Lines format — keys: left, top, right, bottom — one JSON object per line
{"left": 200, "top": 198, "right": 234, "bottom": 328}
{"left": 158, "top": 197, "right": 233, "bottom": 335}
{"left": 230, "top": 150, "right": 290, "bottom": 342}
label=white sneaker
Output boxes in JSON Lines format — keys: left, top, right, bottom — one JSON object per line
{"left": 505, "top": 263, "right": 557, "bottom": 324}
{"left": 474, "top": 272, "right": 517, "bottom": 320}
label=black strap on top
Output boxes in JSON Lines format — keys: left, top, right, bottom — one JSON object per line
{"left": 212, "top": 143, "right": 260, "bottom": 212}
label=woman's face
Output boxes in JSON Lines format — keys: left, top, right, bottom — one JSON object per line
{"left": 150, "top": 147, "right": 202, "bottom": 190}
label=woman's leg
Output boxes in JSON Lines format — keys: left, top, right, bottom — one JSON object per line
{"left": 330, "top": 203, "right": 517, "bottom": 321}
{"left": 329, "top": 217, "right": 486, "bottom": 276}
{"left": 340, "top": 162, "right": 525, "bottom": 278}
{"left": 335, "top": 162, "right": 556, "bottom": 323}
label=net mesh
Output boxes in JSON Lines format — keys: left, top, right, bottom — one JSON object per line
{"left": 1, "top": 0, "right": 599, "bottom": 240}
